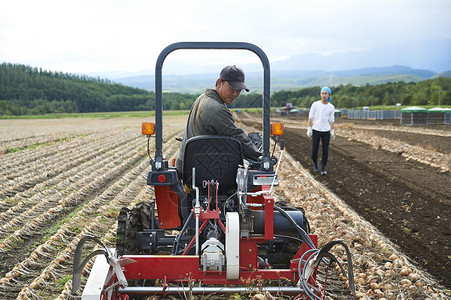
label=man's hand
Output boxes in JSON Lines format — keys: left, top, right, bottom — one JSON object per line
{"left": 330, "top": 129, "right": 335, "bottom": 141}
{"left": 307, "top": 127, "right": 312, "bottom": 137}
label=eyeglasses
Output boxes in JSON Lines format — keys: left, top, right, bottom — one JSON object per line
{"left": 223, "top": 81, "right": 242, "bottom": 94}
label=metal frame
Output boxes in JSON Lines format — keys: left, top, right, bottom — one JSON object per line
{"left": 153, "top": 42, "right": 272, "bottom": 171}
{"left": 106, "top": 184, "right": 318, "bottom": 298}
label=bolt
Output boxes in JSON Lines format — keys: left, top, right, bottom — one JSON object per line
{"left": 248, "top": 249, "right": 252, "bottom": 253}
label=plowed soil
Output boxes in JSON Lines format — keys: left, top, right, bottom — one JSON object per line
{"left": 242, "top": 116, "right": 451, "bottom": 289}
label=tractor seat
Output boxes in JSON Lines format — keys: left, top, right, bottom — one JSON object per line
{"left": 182, "top": 135, "right": 243, "bottom": 194}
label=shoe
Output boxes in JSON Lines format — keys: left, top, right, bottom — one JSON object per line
{"left": 313, "top": 162, "right": 320, "bottom": 172}
{"left": 321, "top": 169, "right": 327, "bottom": 175}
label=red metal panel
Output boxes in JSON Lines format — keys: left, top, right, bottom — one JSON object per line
{"left": 261, "top": 188, "right": 274, "bottom": 240}
{"left": 154, "top": 186, "right": 181, "bottom": 228}
{"left": 122, "top": 255, "right": 298, "bottom": 284}
{"left": 239, "top": 239, "right": 259, "bottom": 271}
{"left": 123, "top": 255, "right": 200, "bottom": 280}
{"left": 247, "top": 185, "right": 274, "bottom": 240}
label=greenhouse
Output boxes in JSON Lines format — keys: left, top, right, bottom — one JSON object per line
{"left": 400, "top": 106, "right": 451, "bottom": 125}
{"left": 428, "top": 107, "right": 451, "bottom": 125}
{"left": 400, "top": 106, "right": 428, "bottom": 125}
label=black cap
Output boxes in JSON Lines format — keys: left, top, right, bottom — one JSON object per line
{"left": 219, "top": 65, "right": 249, "bottom": 92}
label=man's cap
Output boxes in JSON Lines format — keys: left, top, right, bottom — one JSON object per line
{"left": 220, "top": 65, "right": 249, "bottom": 92}
{"left": 321, "top": 87, "right": 331, "bottom": 95}
{"left": 321, "top": 86, "right": 332, "bottom": 102}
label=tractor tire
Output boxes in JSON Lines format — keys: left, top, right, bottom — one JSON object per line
{"left": 116, "top": 201, "right": 156, "bottom": 256}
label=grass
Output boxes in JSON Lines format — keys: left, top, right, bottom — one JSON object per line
{"left": 42, "top": 206, "right": 84, "bottom": 242}
{"left": 4, "top": 137, "right": 73, "bottom": 154}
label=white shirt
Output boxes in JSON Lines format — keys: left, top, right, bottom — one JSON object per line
{"left": 309, "top": 100, "right": 335, "bottom": 132}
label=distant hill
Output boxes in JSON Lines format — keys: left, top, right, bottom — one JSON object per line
{"left": 2, "top": 63, "right": 450, "bottom": 116}
{"left": 269, "top": 40, "right": 451, "bottom": 73}
{"left": 112, "top": 65, "right": 443, "bottom": 94}
{"left": 431, "top": 71, "right": 451, "bottom": 79}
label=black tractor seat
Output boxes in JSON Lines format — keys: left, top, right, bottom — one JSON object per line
{"left": 182, "top": 135, "right": 243, "bottom": 194}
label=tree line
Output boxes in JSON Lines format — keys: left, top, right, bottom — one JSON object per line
{"left": 268, "top": 78, "right": 451, "bottom": 109}
{"left": 1, "top": 63, "right": 450, "bottom": 116}
{"left": 0, "top": 63, "right": 196, "bottom": 115}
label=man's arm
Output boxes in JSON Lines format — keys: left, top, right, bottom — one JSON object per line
{"left": 329, "top": 105, "right": 335, "bottom": 131}
{"left": 307, "top": 102, "right": 315, "bottom": 137}
{"left": 211, "top": 107, "right": 261, "bottom": 160}
{"left": 329, "top": 106, "right": 335, "bottom": 140}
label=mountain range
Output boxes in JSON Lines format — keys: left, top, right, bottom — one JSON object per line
{"left": 89, "top": 39, "right": 451, "bottom": 93}
{"left": 95, "top": 65, "right": 450, "bottom": 94}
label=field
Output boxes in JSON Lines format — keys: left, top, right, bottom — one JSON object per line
{"left": 0, "top": 114, "right": 450, "bottom": 299}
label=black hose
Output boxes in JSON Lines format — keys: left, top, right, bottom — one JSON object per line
{"left": 147, "top": 135, "right": 154, "bottom": 165}
{"left": 273, "top": 205, "right": 316, "bottom": 250}
{"left": 172, "top": 212, "right": 193, "bottom": 255}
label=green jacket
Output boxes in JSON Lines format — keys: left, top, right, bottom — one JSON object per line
{"left": 176, "top": 89, "right": 260, "bottom": 174}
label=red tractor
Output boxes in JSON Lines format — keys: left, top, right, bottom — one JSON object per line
{"left": 72, "top": 42, "right": 356, "bottom": 300}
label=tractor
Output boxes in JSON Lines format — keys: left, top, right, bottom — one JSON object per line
{"left": 72, "top": 42, "right": 356, "bottom": 300}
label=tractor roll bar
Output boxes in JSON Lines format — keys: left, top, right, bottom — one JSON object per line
{"left": 154, "top": 42, "right": 271, "bottom": 171}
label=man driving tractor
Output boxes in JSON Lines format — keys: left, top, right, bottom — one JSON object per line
{"left": 176, "top": 65, "right": 261, "bottom": 176}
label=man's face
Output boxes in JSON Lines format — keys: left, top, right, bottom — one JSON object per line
{"left": 321, "top": 91, "right": 330, "bottom": 103}
{"left": 217, "top": 80, "right": 242, "bottom": 105}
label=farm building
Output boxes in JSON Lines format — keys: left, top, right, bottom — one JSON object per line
{"left": 401, "top": 106, "right": 451, "bottom": 125}
{"left": 428, "top": 107, "right": 451, "bottom": 125}
{"left": 400, "top": 106, "right": 428, "bottom": 125}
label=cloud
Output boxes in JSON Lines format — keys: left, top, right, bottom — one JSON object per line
{"left": 1, "top": 0, "right": 450, "bottom": 74}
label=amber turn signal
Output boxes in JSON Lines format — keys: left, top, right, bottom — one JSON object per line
{"left": 142, "top": 122, "right": 155, "bottom": 136}
{"left": 271, "top": 123, "right": 284, "bottom": 136}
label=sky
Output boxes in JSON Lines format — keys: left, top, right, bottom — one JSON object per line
{"left": 1, "top": 0, "right": 450, "bottom": 77}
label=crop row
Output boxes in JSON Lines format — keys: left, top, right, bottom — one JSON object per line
{"left": 0, "top": 121, "right": 182, "bottom": 299}
{"left": 0, "top": 133, "right": 141, "bottom": 237}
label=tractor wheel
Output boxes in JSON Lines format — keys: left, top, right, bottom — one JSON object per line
{"left": 116, "top": 201, "right": 156, "bottom": 256}
{"left": 116, "top": 207, "right": 129, "bottom": 256}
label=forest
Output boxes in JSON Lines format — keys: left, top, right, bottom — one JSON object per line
{"left": 1, "top": 63, "right": 450, "bottom": 116}
{"left": 269, "top": 78, "right": 451, "bottom": 109}
{"left": 0, "top": 63, "right": 196, "bottom": 115}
